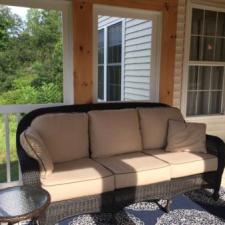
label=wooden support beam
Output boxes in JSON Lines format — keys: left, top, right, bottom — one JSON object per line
{"left": 73, "top": 1, "right": 93, "bottom": 104}
{"left": 73, "top": 0, "right": 178, "bottom": 105}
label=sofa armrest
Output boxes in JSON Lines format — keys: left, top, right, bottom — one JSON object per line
{"left": 16, "top": 132, "right": 41, "bottom": 186}
{"left": 206, "top": 135, "right": 225, "bottom": 190}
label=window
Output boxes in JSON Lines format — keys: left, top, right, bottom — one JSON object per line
{"left": 186, "top": 7, "right": 225, "bottom": 116}
{"left": 98, "top": 22, "right": 122, "bottom": 101}
{"left": 94, "top": 5, "right": 162, "bottom": 103}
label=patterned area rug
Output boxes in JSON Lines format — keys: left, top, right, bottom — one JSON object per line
{"left": 57, "top": 188, "right": 225, "bottom": 225}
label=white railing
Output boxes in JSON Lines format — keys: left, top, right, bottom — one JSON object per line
{"left": 0, "top": 104, "right": 63, "bottom": 189}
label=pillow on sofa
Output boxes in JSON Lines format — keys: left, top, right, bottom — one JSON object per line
{"left": 30, "top": 113, "right": 89, "bottom": 163}
{"left": 138, "top": 107, "right": 184, "bottom": 149}
{"left": 89, "top": 109, "right": 142, "bottom": 158}
{"left": 20, "top": 127, "right": 53, "bottom": 178}
{"left": 166, "top": 120, "right": 207, "bottom": 153}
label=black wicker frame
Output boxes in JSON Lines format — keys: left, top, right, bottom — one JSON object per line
{"left": 16, "top": 102, "right": 225, "bottom": 225}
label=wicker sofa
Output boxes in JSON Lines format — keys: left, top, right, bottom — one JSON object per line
{"left": 16, "top": 102, "right": 225, "bottom": 225}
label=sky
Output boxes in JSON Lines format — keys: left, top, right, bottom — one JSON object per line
{"left": 9, "top": 6, "right": 28, "bottom": 21}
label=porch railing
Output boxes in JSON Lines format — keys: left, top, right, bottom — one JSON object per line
{"left": 0, "top": 104, "right": 63, "bottom": 189}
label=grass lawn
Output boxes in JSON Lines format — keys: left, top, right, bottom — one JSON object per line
{"left": 0, "top": 115, "right": 20, "bottom": 183}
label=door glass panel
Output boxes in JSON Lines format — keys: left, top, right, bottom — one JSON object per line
{"left": 210, "top": 91, "right": 222, "bottom": 114}
{"left": 203, "top": 37, "right": 215, "bottom": 61}
{"left": 190, "top": 36, "right": 203, "bottom": 60}
{"left": 187, "top": 91, "right": 197, "bottom": 116}
{"left": 191, "top": 8, "right": 204, "bottom": 35}
{"left": 188, "top": 66, "right": 198, "bottom": 90}
{"left": 204, "top": 10, "right": 217, "bottom": 36}
{"left": 198, "top": 66, "right": 210, "bottom": 90}
{"left": 215, "top": 38, "right": 225, "bottom": 61}
{"left": 212, "top": 67, "right": 224, "bottom": 90}
{"left": 197, "top": 91, "right": 209, "bottom": 115}
{"left": 217, "top": 12, "right": 225, "bottom": 37}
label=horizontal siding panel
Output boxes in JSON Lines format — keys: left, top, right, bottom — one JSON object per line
{"left": 125, "top": 63, "right": 151, "bottom": 70}
{"left": 125, "top": 57, "right": 150, "bottom": 64}
{"left": 125, "top": 19, "right": 151, "bottom": 28}
{"left": 125, "top": 35, "right": 151, "bottom": 46}
{"left": 125, "top": 76, "right": 150, "bottom": 83}
{"left": 125, "top": 81, "right": 150, "bottom": 90}
{"left": 125, "top": 70, "right": 150, "bottom": 76}
{"left": 125, "top": 93, "right": 150, "bottom": 100}
{"left": 126, "top": 43, "right": 151, "bottom": 52}
{"left": 126, "top": 22, "right": 152, "bottom": 34}
{"left": 125, "top": 50, "right": 151, "bottom": 58}
{"left": 125, "top": 88, "right": 149, "bottom": 97}
{"left": 98, "top": 17, "right": 121, "bottom": 28}
{"left": 126, "top": 28, "right": 152, "bottom": 40}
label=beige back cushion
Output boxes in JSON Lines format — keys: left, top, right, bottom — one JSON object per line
{"left": 89, "top": 109, "right": 142, "bottom": 158}
{"left": 31, "top": 113, "right": 89, "bottom": 163}
{"left": 166, "top": 120, "right": 207, "bottom": 153}
{"left": 139, "top": 107, "right": 184, "bottom": 149}
{"left": 20, "top": 127, "right": 53, "bottom": 178}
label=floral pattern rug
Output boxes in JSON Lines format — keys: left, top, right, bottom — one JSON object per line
{"left": 57, "top": 188, "right": 225, "bottom": 225}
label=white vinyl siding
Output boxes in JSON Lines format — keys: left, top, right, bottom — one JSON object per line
{"left": 124, "top": 19, "right": 152, "bottom": 100}
{"left": 98, "top": 16, "right": 152, "bottom": 101}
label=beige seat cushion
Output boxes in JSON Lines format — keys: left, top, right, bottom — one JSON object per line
{"left": 138, "top": 107, "right": 184, "bottom": 150}
{"left": 31, "top": 113, "right": 89, "bottom": 163}
{"left": 144, "top": 149, "right": 218, "bottom": 178}
{"left": 41, "top": 158, "right": 114, "bottom": 202}
{"left": 166, "top": 120, "right": 207, "bottom": 153}
{"left": 20, "top": 127, "right": 53, "bottom": 178}
{"left": 89, "top": 109, "right": 142, "bottom": 158}
{"left": 96, "top": 152, "right": 170, "bottom": 189}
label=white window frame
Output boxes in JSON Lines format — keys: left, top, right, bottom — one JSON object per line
{"left": 98, "top": 19, "right": 124, "bottom": 101}
{"left": 93, "top": 4, "right": 162, "bottom": 102}
{"left": 182, "top": 1, "right": 225, "bottom": 119}
{"left": 0, "top": 0, "right": 74, "bottom": 105}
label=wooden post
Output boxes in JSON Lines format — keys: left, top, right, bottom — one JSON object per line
{"left": 73, "top": 0, "right": 93, "bottom": 104}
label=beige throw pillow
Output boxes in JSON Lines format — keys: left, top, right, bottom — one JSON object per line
{"left": 20, "top": 127, "right": 54, "bottom": 178}
{"left": 166, "top": 120, "right": 207, "bottom": 153}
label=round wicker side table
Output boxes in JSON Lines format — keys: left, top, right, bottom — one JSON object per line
{"left": 0, "top": 185, "right": 50, "bottom": 225}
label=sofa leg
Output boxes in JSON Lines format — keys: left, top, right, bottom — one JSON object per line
{"left": 165, "top": 200, "right": 172, "bottom": 213}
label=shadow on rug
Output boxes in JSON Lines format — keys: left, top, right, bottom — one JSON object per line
{"left": 57, "top": 187, "right": 225, "bottom": 225}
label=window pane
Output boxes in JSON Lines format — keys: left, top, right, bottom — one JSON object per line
{"left": 204, "top": 10, "right": 217, "bottom": 36}
{"left": 203, "top": 37, "right": 215, "bottom": 61}
{"left": 216, "top": 12, "right": 225, "bottom": 37}
{"left": 215, "top": 38, "right": 225, "bottom": 61}
{"left": 197, "top": 91, "right": 209, "bottom": 115}
{"left": 107, "top": 66, "right": 121, "bottom": 101}
{"left": 212, "top": 67, "right": 224, "bottom": 90}
{"left": 190, "top": 36, "right": 203, "bottom": 60}
{"left": 210, "top": 91, "right": 222, "bottom": 114}
{"left": 98, "top": 66, "right": 104, "bottom": 100}
{"left": 187, "top": 91, "right": 197, "bottom": 116}
{"left": 198, "top": 66, "right": 210, "bottom": 90}
{"left": 191, "top": 9, "right": 204, "bottom": 35}
{"left": 188, "top": 66, "right": 198, "bottom": 90}
{"left": 108, "top": 22, "right": 122, "bottom": 63}
{"left": 98, "top": 30, "right": 104, "bottom": 64}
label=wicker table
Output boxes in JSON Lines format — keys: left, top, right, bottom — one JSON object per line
{"left": 0, "top": 185, "right": 50, "bottom": 225}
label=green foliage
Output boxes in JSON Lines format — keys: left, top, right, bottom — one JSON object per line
{"left": 0, "top": 6, "right": 63, "bottom": 104}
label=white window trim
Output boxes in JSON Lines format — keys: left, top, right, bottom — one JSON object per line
{"left": 181, "top": 1, "right": 225, "bottom": 119}
{"left": 93, "top": 4, "right": 162, "bottom": 102}
{"left": 0, "top": 0, "right": 74, "bottom": 105}
{"left": 98, "top": 19, "right": 124, "bottom": 101}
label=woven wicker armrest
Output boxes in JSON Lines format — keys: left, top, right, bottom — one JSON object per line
{"left": 16, "top": 129, "right": 41, "bottom": 186}
{"left": 206, "top": 134, "right": 225, "bottom": 191}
